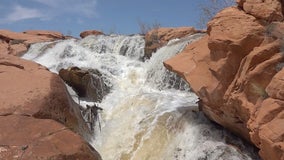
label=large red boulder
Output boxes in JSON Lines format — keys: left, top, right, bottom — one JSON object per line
{"left": 0, "top": 55, "right": 101, "bottom": 160}
{"left": 164, "top": 5, "right": 284, "bottom": 160}
{"left": 0, "top": 115, "right": 99, "bottom": 160}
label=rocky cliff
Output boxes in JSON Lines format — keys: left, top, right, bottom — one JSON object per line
{"left": 164, "top": 1, "right": 284, "bottom": 160}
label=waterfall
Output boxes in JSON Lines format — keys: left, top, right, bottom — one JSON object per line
{"left": 22, "top": 34, "right": 260, "bottom": 160}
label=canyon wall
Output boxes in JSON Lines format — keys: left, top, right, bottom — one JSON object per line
{"left": 164, "top": 1, "right": 284, "bottom": 160}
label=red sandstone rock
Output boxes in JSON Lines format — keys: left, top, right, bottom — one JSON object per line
{"left": 207, "top": 7, "right": 264, "bottom": 87}
{"left": 0, "top": 30, "right": 64, "bottom": 56}
{"left": 164, "top": 35, "right": 252, "bottom": 138}
{"left": 266, "top": 68, "right": 284, "bottom": 100}
{"left": 248, "top": 98, "right": 284, "bottom": 160}
{"left": 80, "top": 30, "right": 104, "bottom": 38}
{"left": 236, "top": 0, "right": 245, "bottom": 7}
{"left": 23, "top": 30, "right": 64, "bottom": 39}
{"left": 149, "top": 27, "right": 197, "bottom": 42}
{"left": 237, "top": 0, "right": 284, "bottom": 21}
{"left": 164, "top": 35, "right": 214, "bottom": 96}
{"left": 0, "top": 41, "right": 9, "bottom": 55}
{"left": 9, "top": 43, "right": 28, "bottom": 56}
{"left": 0, "top": 30, "right": 52, "bottom": 44}
{"left": 0, "top": 55, "right": 101, "bottom": 159}
{"left": 144, "top": 27, "right": 199, "bottom": 58}
{"left": 0, "top": 55, "right": 74, "bottom": 125}
{"left": 0, "top": 115, "right": 100, "bottom": 160}
{"left": 164, "top": 5, "right": 284, "bottom": 160}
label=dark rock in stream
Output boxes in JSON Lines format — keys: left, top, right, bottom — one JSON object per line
{"left": 59, "top": 66, "right": 110, "bottom": 102}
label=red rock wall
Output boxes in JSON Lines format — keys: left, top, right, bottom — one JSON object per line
{"left": 164, "top": 2, "right": 284, "bottom": 160}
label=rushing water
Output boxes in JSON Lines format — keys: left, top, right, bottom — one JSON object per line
{"left": 22, "top": 34, "right": 260, "bottom": 160}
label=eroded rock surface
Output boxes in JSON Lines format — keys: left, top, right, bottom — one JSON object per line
{"left": 0, "top": 55, "right": 101, "bottom": 160}
{"left": 0, "top": 30, "right": 65, "bottom": 56}
{"left": 237, "top": 0, "right": 284, "bottom": 21}
{"left": 164, "top": 5, "right": 284, "bottom": 160}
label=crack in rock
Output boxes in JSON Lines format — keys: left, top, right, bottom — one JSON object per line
{"left": 0, "top": 61, "right": 24, "bottom": 70}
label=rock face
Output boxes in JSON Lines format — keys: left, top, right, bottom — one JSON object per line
{"left": 0, "top": 30, "right": 65, "bottom": 56}
{"left": 59, "top": 67, "right": 110, "bottom": 102}
{"left": 144, "top": 27, "right": 201, "bottom": 59}
{"left": 164, "top": 5, "right": 284, "bottom": 160}
{"left": 80, "top": 30, "right": 104, "bottom": 38}
{"left": 23, "top": 30, "right": 64, "bottom": 39}
{"left": 238, "top": 0, "right": 283, "bottom": 21}
{"left": 0, "top": 55, "right": 101, "bottom": 160}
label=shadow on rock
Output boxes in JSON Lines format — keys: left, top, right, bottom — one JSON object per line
{"left": 59, "top": 66, "right": 110, "bottom": 102}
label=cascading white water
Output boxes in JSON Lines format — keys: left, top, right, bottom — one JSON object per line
{"left": 22, "top": 34, "right": 260, "bottom": 160}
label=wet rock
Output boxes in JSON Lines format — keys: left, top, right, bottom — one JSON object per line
{"left": 82, "top": 104, "right": 103, "bottom": 132}
{"left": 59, "top": 66, "right": 110, "bottom": 102}
{"left": 80, "top": 30, "right": 104, "bottom": 38}
{"left": 164, "top": 5, "right": 284, "bottom": 160}
{"left": 0, "top": 54, "right": 101, "bottom": 160}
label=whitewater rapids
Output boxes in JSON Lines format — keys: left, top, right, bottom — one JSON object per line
{"left": 22, "top": 33, "right": 260, "bottom": 160}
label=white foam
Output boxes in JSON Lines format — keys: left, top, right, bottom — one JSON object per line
{"left": 22, "top": 33, "right": 259, "bottom": 160}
